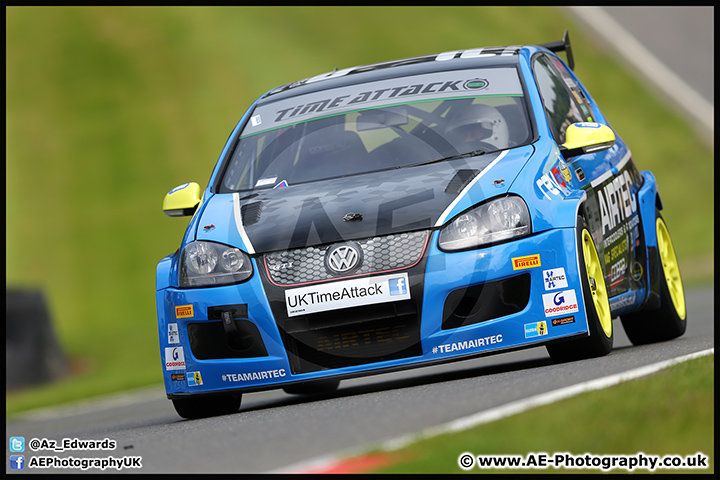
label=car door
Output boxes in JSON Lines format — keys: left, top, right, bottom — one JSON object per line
{"left": 532, "top": 52, "right": 643, "bottom": 299}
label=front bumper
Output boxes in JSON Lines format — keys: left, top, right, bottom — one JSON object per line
{"left": 157, "top": 227, "right": 589, "bottom": 398}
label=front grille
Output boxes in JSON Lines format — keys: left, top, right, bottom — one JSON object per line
{"left": 264, "top": 231, "right": 429, "bottom": 286}
{"left": 282, "top": 301, "right": 422, "bottom": 374}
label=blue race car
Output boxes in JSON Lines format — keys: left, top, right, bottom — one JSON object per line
{"left": 157, "top": 31, "right": 687, "bottom": 419}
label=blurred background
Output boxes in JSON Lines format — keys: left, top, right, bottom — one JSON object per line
{"left": 6, "top": 6, "right": 713, "bottom": 415}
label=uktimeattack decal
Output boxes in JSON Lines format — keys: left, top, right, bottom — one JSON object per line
{"left": 542, "top": 290, "right": 579, "bottom": 317}
{"left": 284, "top": 273, "right": 411, "bottom": 317}
{"left": 165, "top": 347, "right": 185, "bottom": 371}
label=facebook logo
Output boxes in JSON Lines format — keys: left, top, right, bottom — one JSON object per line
{"left": 10, "top": 436, "right": 25, "bottom": 452}
{"left": 388, "top": 277, "right": 408, "bottom": 296}
{"left": 9, "top": 455, "right": 25, "bottom": 470}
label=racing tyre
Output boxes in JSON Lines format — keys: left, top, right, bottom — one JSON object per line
{"left": 620, "top": 211, "right": 686, "bottom": 344}
{"left": 546, "top": 217, "right": 613, "bottom": 362}
{"left": 172, "top": 392, "right": 242, "bottom": 419}
{"left": 282, "top": 378, "right": 340, "bottom": 395}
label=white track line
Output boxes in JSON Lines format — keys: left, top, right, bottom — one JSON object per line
{"left": 10, "top": 385, "right": 165, "bottom": 422}
{"left": 567, "top": 6, "right": 713, "bottom": 138}
{"left": 276, "top": 348, "right": 714, "bottom": 473}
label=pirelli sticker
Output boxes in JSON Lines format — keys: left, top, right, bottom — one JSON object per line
{"left": 512, "top": 254, "right": 541, "bottom": 270}
{"left": 175, "top": 304, "right": 194, "bottom": 318}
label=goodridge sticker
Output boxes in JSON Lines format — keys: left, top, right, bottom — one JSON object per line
{"left": 285, "top": 273, "right": 411, "bottom": 317}
{"left": 542, "top": 289, "right": 579, "bottom": 317}
{"left": 164, "top": 347, "right": 186, "bottom": 371}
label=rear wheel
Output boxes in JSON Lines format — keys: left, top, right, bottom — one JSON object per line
{"left": 547, "top": 217, "right": 613, "bottom": 362}
{"left": 620, "top": 212, "right": 686, "bottom": 344}
{"left": 172, "top": 392, "right": 242, "bottom": 419}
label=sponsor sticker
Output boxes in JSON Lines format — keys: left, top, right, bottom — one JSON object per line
{"left": 168, "top": 323, "right": 180, "bottom": 344}
{"left": 559, "top": 160, "right": 572, "bottom": 183}
{"left": 187, "top": 371, "right": 203, "bottom": 387}
{"left": 551, "top": 315, "right": 576, "bottom": 326}
{"left": 222, "top": 369, "right": 287, "bottom": 383}
{"left": 284, "top": 273, "right": 411, "bottom": 317}
{"left": 164, "top": 347, "right": 186, "bottom": 371}
{"left": 171, "top": 373, "right": 186, "bottom": 382}
{"left": 542, "top": 289, "right": 579, "bottom": 317}
{"left": 175, "top": 305, "right": 193, "bottom": 319}
{"left": 551, "top": 166, "right": 567, "bottom": 188}
{"left": 524, "top": 321, "right": 548, "bottom": 338}
{"left": 512, "top": 254, "right": 541, "bottom": 270}
{"left": 543, "top": 268, "right": 568, "bottom": 291}
{"left": 255, "top": 176, "right": 278, "bottom": 187}
{"left": 431, "top": 334, "right": 503, "bottom": 354}
{"left": 631, "top": 261, "right": 644, "bottom": 281}
{"left": 575, "top": 167, "right": 586, "bottom": 182}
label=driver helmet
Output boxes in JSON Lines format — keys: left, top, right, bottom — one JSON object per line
{"left": 444, "top": 104, "right": 509, "bottom": 150}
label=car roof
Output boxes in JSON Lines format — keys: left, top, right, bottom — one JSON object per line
{"left": 262, "top": 45, "right": 528, "bottom": 103}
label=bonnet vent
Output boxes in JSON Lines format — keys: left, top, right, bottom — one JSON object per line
{"left": 241, "top": 201, "right": 263, "bottom": 226}
{"left": 445, "top": 169, "right": 479, "bottom": 194}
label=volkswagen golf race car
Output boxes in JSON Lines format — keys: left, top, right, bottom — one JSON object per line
{"left": 156, "top": 31, "right": 687, "bottom": 419}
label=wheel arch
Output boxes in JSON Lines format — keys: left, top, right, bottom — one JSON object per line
{"left": 637, "top": 171, "right": 663, "bottom": 310}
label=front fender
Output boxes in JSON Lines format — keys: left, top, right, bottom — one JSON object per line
{"left": 156, "top": 253, "right": 175, "bottom": 291}
{"left": 637, "top": 170, "right": 662, "bottom": 310}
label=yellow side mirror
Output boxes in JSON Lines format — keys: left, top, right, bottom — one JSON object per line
{"left": 561, "top": 122, "right": 616, "bottom": 160}
{"left": 162, "top": 182, "right": 202, "bottom": 217}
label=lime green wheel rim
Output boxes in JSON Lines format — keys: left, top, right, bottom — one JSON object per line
{"left": 582, "top": 230, "right": 612, "bottom": 337}
{"left": 657, "top": 218, "right": 686, "bottom": 320}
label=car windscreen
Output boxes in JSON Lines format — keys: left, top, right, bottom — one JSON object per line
{"left": 219, "top": 67, "right": 531, "bottom": 192}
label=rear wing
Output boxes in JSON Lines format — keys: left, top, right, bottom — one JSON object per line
{"left": 538, "top": 30, "right": 574, "bottom": 70}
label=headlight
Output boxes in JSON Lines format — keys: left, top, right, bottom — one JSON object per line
{"left": 180, "top": 241, "right": 253, "bottom": 287}
{"left": 438, "top": 196, "right": 531, "bottom": 251}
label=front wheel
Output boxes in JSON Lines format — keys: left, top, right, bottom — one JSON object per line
{"left": 620, "top": 211, "right": 686, "bottom": 344}
{"left": 172, "top": 392, "right": 242, "bottom": 419}
{"left": 547, "top": 217, "right": 613, "bottom": 362}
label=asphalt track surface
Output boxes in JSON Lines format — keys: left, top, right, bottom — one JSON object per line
{"left": 7, "top": 8, "right": 713, "bottom": 474}
{"left": 6, "top": 286, "right": 714, "bottom": 474}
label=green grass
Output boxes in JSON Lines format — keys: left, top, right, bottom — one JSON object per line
{"left": 373, "top": 354, "right": 714, "bottom": 474}
{"left": 6, "top": 6, "right": 713, "bottom": 416}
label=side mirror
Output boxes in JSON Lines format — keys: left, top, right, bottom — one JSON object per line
{"left": 162, "top": 182, "right": 202, "bottom": 217}
{"left": 560, "top": 122, "right": 616, "bottom": 160}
